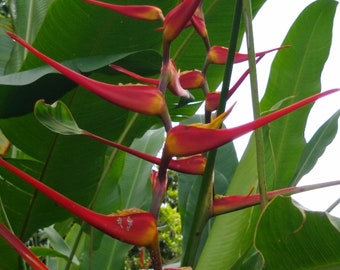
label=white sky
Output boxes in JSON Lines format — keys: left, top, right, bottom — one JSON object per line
{"left": 225, "top": 0, "right": 340, "bottom": 217}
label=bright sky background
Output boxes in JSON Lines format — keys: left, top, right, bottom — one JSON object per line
{"left": 224, "top": 0, "right": 340, "bottom": 217}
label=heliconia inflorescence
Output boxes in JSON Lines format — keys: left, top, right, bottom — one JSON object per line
{"left": 2, "top": 0, "right": 340, "bottom": 269}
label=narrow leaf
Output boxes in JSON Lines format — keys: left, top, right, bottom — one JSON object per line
{"left": 290, "top": 110, "right": 340, "bottom": 185}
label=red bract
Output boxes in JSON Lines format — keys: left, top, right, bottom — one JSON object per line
{"left": 0, "top": 158, "right": 158, "bottom": 248}
{"left": 83, "top": 0, "right": 164, "bottom": 21}
{"left": 212, "top": 180, "right": 340, "bottom": 216}
{"left": 205, "top": 92, "right": 220, "bottom": 112}
{"left": 207, "top": 45, "right": 290, "bottom": 65}
{"left": 191, "top": 4, "right": 208, "bottom": 39}
{"left": 0, "top": 223, "right": 48, "bottom": 270}
{"left": 7, "top": 33, "right": 171, "bottom": 128}
{"left": 164, "top": 89, "right": 340, "bottom": 157}
{"left": 111, "top": 64, "right": 206, "bottom": 91}
{"left": 179, "top": 70, "right": 206, "bottom": 90}
{"left": 159, "top": 60, "right": 192, "bottom": 98}
{"left": 163, "top": 0, "right": 202, "bottom": 43}
{"left": 85, "top": 131, "right": 206, "bottom": 174}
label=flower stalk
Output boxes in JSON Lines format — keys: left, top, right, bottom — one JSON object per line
{"left": 243, "top": 0, "right": 268, "bottom": 209}
{"left": 181, "top": 0, "right": 243, "bottom": 266}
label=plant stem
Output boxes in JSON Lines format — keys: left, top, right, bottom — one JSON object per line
{"left": 181, "top": 0, "right": 243, "bottom": 266}
{"left": 242, "top": 0, "right": 268, "bottom": 209}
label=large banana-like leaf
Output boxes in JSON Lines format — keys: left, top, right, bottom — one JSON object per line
{"left": 261, "top": 0, "right": 337, "bottom": 189}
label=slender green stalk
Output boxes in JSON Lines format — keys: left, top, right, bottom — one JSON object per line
{"left": 242, "top": 0, "right": 268, "bottom": 209}
{"left": 326, "top": 196, "right": 340, "bottom": 213}
{"left": 181, "top": 0, "right": 243, "bottom": 266}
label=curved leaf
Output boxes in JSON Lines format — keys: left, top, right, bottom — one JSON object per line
{"left": 255, "top": 196, "right": 340, "bottom": 269}
{"left": 291, "top": 110, "right": 340, "bottom": 185}
{"left": 34, "top": 100, "right": 84, "bottom": 135}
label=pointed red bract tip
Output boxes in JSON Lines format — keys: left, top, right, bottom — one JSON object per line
{"left": 165, "top": 89, "right": 340, "bottom": 157}
{"left": 0, "top": 223, "right": 48, "bottom": 270}
{"left": 207, "top": 45, "right": 290, "bottom": 65}
{"left": 159, "top": 60, "right": 191, "bottom": 98}
{"left": 0, "top": 158, "right": 158, "bottom": 247}
{"left": 163, "top": 0, "right": 201, "bottom": 42}
{"left": 83, "top": 0, "right": 164, "bottom": 21}
{"left": 7, "top": 32, "right": 167, "bottom": 117}
{"left": 205, "top": 92, "right": 220, "bottom": 112}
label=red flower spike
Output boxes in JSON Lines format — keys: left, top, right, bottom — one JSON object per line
{"left": 212, "top": 180, "right": 340, "bottom": 216}
{"left": 7, "top": 32, "right": 172, "bottom": 129}
{"left": 165, "top": 89, "right": 340, "bottom": 157}
{"left": 0, "top": 223, "right": 48, "bottom": 270}
{"left": 83, "top": 0, "right": 164, "bottom": 21}
{"left": 207, "top": 45, "right": 290, "bottom": 65}
{"left": 159, "top": 60, "right": 192, "bottom": 98}
{"left": 163, "top": 0, "right": 202, "bottom": 43}
{"left": 85, "top": 131, "right": 206, "bottom": 174}
{"left": 0, "top": 158, "right": 158, "bottom": 248}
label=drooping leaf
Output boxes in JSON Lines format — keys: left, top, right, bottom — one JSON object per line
{"left": 255, "top": 196, "right": 340, "bottom": 269}
{"left": 34, "top": 100, "right": 84, "bottom": 136}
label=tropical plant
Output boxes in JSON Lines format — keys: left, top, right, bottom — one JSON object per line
{"left": 0, "top": 0, "right": 339, "bottom": 269}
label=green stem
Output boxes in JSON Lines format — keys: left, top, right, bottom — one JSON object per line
{"left": 181, "top": 0, "right": 243, "bottom": 266}
{"left": 242, "top": 0, "right": 268, "bottom": 209}
{"left": 326, "top": 196, "right": 340, "bottom": 213}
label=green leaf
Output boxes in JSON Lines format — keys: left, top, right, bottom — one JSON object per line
{"left": 196, "top": 137, "right": 260, "bottom": 269}
{"left": 255, "top": 196, "right": 340, "bottom": 269}
{"left": 261, "top": 0, "right": 337, "bottom": 189}
{"left": 6, "top": 0, "right": 52, "bottom": 72}
{"left": 291, "top": 110, "right": 340, "bottom": 185}
{"left": 0, "top": 26, "right": 13, "bottom": 75}
{"left": 34, "top": 100, "right": 84, "bottom": 136}
{"left": 41, "top": 226, "right": 80, "bottom": 265}
{"left": 16, "top": 0, "right": 173, "bottom": 71}
{"left": 196, "top": 1, "right": 337, "bottom": 268}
